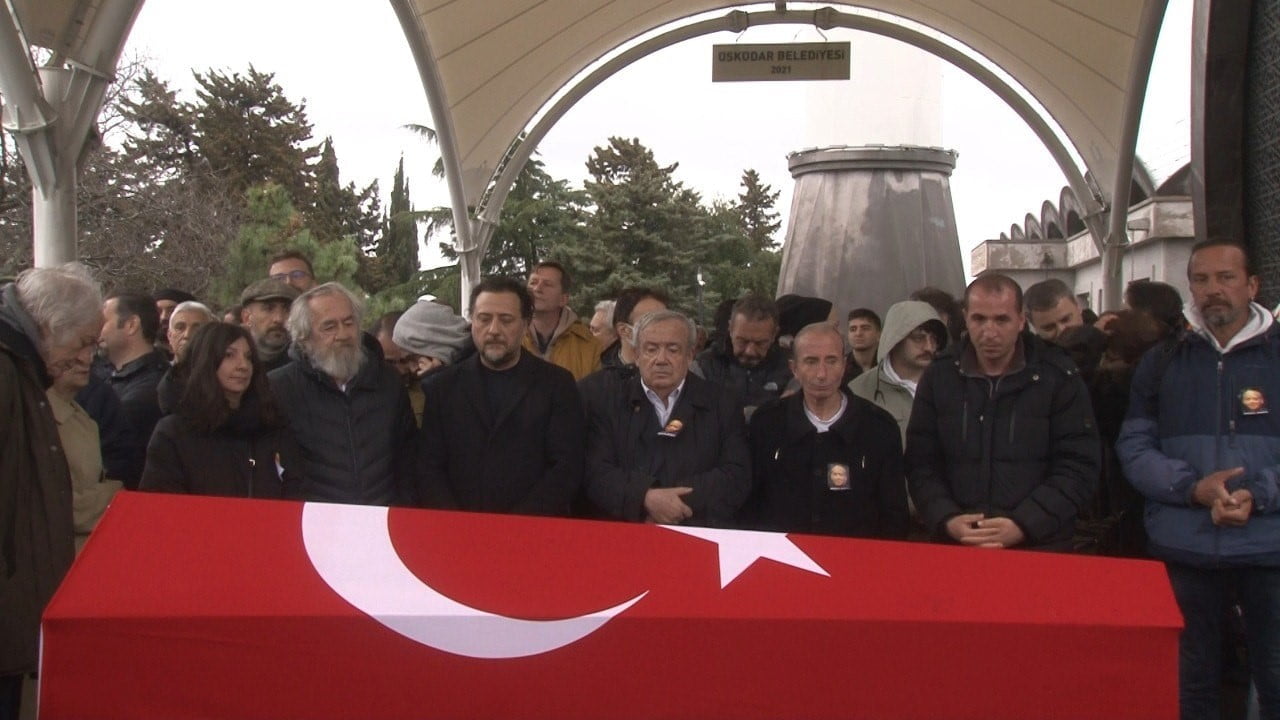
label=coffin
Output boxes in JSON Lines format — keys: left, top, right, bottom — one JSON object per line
{"left": 40, "top": 491, "right": 1181, "bottom": 719}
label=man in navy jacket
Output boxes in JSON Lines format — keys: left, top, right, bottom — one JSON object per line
{"left": 1117, "top": 239, "right": 1280, "bottom": 718}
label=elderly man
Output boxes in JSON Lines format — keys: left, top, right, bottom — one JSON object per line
{"left": 585, "top": 309, "right": 750, "bottom": 526}
{"left": 166, "top": 300, "right": 216, "bottom": 362}
{"left": 1117, "top": 239, "right": 1280, "bottom": 717}
{"left": 589, "top": 299, "right": 618, "bottom": 349}
{"left": 906, "top": 273, "right": 1099, "bottom": 551}
{"left": 0, "top": 264, "right": 102, "bottom": 716}
{"left": 418, "top": 277, "right": 585, "bottom": 516}
{"left": 695, "top": 294, "right": 792, "bottom": 416}
{"left": 748, "top": 323, "right": 907, "bottom": 538}
{"left": 269, "top": 282, "right": 417, "bottom": 505}
{"left": 239, "top": 278, "right": 299, "bottom": 372}
{"left": 153, "top": 288, "right": 195, "bottom": 358}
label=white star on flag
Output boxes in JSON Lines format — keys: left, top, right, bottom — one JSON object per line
{"left": 660, "top": 525, "right": 830, "bottom": 589}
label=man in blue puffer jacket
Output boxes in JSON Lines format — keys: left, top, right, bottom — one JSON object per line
{"left": 1117, "top": 238, "right": 1280, "bottom": 719}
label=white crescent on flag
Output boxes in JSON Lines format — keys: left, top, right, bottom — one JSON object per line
{"left": 301, "top": 502, "right": 646, "bottom": 659}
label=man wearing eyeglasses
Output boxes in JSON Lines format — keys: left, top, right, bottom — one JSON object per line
{"left": 268, "top": 250, "right": 317, "bottom": 293}
{"left": 850, "top": 301, "right": 948, "bottom": 445}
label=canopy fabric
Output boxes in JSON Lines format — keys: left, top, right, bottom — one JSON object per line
{"left": 396, "top": 0, "right": 1148, "bottom": 210}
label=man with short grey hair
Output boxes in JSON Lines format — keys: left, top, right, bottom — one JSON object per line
{"left": 589, "top": 299, "right": 618, "bottom": 349}
{"left": 166, "top": 300, "right": 215, "bottom": 361}
{"left": 584, "top": 309, "right": 750, "bottom": 526}
{"left": 0, "top": 264, "right": 102, "bottom": 716}
{"left": 269, "top": 282, "right": 417, "bottom": 505}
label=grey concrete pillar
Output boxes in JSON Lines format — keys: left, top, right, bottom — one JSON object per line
{"left": 777, "top": 145, "right": 964, "bottom": 317}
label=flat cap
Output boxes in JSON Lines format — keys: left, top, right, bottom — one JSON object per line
{"left": 239, "top": 278, "right": 300, "bottom": 305}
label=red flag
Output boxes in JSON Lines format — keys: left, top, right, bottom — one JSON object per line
{"left": 40, "top": 492, "right": 1180, "bottom": 719}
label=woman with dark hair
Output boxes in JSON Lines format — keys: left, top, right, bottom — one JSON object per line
{"left": 140, "top": 322, "right": 299, "bottom": 498}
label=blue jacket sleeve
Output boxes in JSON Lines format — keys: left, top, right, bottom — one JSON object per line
{"left": 1115, "top": 348, "right": 1200, "bottom": 506}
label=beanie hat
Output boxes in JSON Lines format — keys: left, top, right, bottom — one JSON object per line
{"left": 393, "top": 300, "right": 471, "bottom": 364}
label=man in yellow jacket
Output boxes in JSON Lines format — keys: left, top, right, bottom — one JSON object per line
{"left": 522, "top": 261, "right": 601, "bottom": 381}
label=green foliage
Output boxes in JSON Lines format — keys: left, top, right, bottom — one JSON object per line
{"left": 212, "top": 183, "right": 362, "bottom": 308}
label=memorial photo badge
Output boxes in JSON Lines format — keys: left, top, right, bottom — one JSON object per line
{"left": 1240, "top": 387, "right": 1268, "bottom": 416}
{"left": 827, "top": 463, "right": 850, "bottom": 491}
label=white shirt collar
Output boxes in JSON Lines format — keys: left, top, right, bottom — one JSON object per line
{"left": 803, "top": 393, "right": 848, "bottom": 433}
{"left": 641, "top": 378, "right": 686, "bottom": 427}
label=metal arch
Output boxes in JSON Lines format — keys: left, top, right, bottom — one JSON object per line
{"left": 1100, "top": 0, "right": 1169, "bottom": 310}
{"left": 474, "top": 5, "right": 1111, "bottom": 255}
{"left": 389, "top": 0, "right": 481, "bottom": 294}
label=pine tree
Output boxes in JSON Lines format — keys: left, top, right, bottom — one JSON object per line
{"left": 381, "top": 157, "right": 418, "bottom": 285}
{"left": 737, "top": 169, "right": 782, "bottom": 253}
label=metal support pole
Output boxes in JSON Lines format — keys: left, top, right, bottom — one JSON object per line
{"left": 1102, "top": 0, "right": 1170, "bottom": 310}
{"left": 0, "top": 0, "right": 142, "bottom": 267}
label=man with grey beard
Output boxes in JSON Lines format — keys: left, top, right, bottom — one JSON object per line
{"left": 268, "top": 282, "right": 417, "bottom": 505}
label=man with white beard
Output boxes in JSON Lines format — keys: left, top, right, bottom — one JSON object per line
{"left": 268, "top": 283, "right": 417, "bottom": 505}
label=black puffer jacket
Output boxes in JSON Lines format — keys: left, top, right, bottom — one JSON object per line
{"left": 139, "top": 393, "right": 301, "bottom": 499}
{"left": 694, "top": 340, "right": 792, "bottom": 412}
{"left": 905, "top": 332, "right": 1100, "bottom": 549}
{"left": 268, "top": 334, "right": 417, "bottom": 505}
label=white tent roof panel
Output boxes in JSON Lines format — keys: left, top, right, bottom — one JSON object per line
{"left": 401, "top": 0, "right": 1155, "bottom": 210}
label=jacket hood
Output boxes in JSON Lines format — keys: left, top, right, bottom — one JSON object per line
{"left": 1184, "top": 299, "right": 1274, "bottom": 354}
{"left": 0, "top": 282, "right": 50, "bottom": 387}
{"left": 876, "top": 300, "right": 947, "bottom": 360}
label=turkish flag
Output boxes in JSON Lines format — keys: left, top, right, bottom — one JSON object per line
{"left": 40, "top": 492, "right": 1180, "bottom": 719}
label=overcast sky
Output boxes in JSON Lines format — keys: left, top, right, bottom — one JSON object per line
{"left": 122, "top": 0, "right": 1191, "bottom": 275}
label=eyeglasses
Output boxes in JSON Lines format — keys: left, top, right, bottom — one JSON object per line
{"left": 906, "top": 329, "right": 940, "bottom": 345}
{"left": 270, "top": 270, "right": 312, "bottom": 282}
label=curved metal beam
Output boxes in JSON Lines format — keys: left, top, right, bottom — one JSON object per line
{"left": 476, "top": 5, "right": 1108, "bottom": 254}
{"left": 390, "top": 0, "right": 481, "bottom": 307}
{"left": 1101, "top": 0, "right": 1169, "bottom": 310}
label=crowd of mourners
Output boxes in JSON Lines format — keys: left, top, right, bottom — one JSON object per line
{"left": 3, "top": 239, "right": 1278, "bottom": 719}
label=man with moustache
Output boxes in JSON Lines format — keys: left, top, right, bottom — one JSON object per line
{"left": 906, "top": 273, "right": 1099, "bottom": 551}
{"left": 269, "top": 283, "right": 417, "bottom": 505}
{"left": 850, "top": 300, "right": 948, "bottom": 444}
{"left": 418, "top": 277, "right": 585, "bottom": 516}
{"left": 584, "top": 310, "right": 749, "bottom": 526}
{"left": 1117, "top": 239, "right": 1280, "bottom": 717}
{"left": 749, "top": 323, "right": 907, "bottom": 538}
{"left": 239, "top": 279, "right": 298, "bottom": 372}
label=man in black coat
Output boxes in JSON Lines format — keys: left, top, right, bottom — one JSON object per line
{"left": 748, "top": 323, "right": 908, "bottom": 539}
{"left": 98, "top": 291, "right": 169, "bottom": 488}
{"left": 417, "top": 277, "right": 585, "bottom": 516}
{"left": 583, "top": 309, "right": 750, "bottom": 526}
{"left": 269, "top": 282, "right": 417, "bottom": 506}
{"left": 905, "top": 274, "right": 1099, "bottom": 551}
{"left": 694, "top": 294, "right": 792, "bottom": 418}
